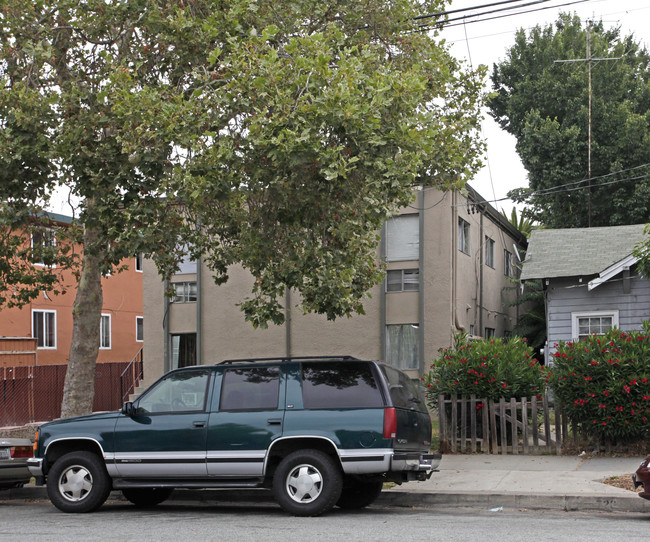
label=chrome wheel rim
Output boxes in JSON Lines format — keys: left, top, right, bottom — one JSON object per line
{"left": 285, "top": 463, "right": 323, "bottom": 504}
{"left": 58, "top": 465, "right": 93, "bottom": 502}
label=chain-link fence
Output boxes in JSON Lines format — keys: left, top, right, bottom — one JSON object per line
{"left": 1, "top": 359, "right": 143, "bottom": 427}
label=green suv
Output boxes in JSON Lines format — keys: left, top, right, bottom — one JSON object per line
{"left": 28, "top": 356, "right": 439, "bottom": 516}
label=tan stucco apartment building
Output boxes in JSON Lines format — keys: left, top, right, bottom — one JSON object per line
{"left": 142, "top": 185, "right": 527, "bottom": 385}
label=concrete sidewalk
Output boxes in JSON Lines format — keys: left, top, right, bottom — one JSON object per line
{"left": 2, "top": 455, "right": 649, "bottom": 514}
{"left": 381, "top": 454, "right": 650, "bottom": 513}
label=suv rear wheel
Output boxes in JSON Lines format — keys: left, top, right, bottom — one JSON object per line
{"left": 273, "top": 449, "right": 342, "bottom": 516}
{"left": 46, "top": 451, "right": 112, "bottom": 513}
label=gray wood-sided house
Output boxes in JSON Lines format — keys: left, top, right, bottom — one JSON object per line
{"left": 520, "top": 224, "right": 650, "bottom": 363}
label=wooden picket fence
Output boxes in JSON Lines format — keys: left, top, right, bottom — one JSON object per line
{"left": 437, "top": 393, "right": 571, "bottom": 455}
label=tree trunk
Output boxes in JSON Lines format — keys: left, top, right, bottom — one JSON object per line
{"left": 60, "top": 224, "right": 104, "bottom": 418}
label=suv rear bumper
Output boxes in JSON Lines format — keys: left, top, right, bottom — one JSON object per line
{"left": 391, "top": 452, "right": 441, "bottom": 472}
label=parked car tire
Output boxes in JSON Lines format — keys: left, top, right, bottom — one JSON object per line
{"left": 122, "top": 487, "right": 174, "bottom": 507}
{"left": 46, "top": 451, "right": 112, "bottom": 513}
{"left": 273, "top": 449, "right": 343, "bottom": 516}
{"left": 336, "top": 478, "right": 383, "bottom": 509}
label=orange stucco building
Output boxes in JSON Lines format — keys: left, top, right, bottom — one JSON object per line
{"left": 0, "top": 213, "right": 143, "bottom": 367}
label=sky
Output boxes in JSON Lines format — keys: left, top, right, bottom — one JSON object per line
{"left": 436, "top": 0, "right": 650, "bottom": 216}
{"left": 46, "top": 0, "right": 650, "bottom": 216}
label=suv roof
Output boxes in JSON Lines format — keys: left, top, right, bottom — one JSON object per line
{"left": 218, "top": 355, "right": 362, "bottom": 365}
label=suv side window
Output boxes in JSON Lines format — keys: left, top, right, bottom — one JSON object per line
{"left": 220, "top": 366, "right": 281, "bottom": 411}
{"left": 301, "top": 361, "right": 383, "bottom": 409}
{"left": 137, "top": 370, "right": 210, "bottom": 414}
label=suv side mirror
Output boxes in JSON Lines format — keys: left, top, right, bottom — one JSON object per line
{"left": 122, "top": 401, "right": 135, "bottom": 417}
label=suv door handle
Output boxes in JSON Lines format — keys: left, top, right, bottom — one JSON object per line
{"left": 193, "top": 421, "right": 206, "bottom": 428}
{"left": 267, "top": 418, "right": 282, "bottom": 426}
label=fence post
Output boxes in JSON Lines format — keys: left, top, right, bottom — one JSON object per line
{"left": 510, "top": 398, "right": 518, "bottom": 455}
{"left": 450, "top": 394, "right": 458, "bottom": 453}
{"left": 481, "top": 398, "right": 489, "bottom": 454}
{"left": 531, "top": 395, "right": 539, "bottom": 448}
{"left": 499, "top": 398, "right": 507, "bottom": 454}
{"left": 543, "top": 392, "right": 552, "bottom": 453}
{"left": 470, "top": 395, "right": 477, "bottom": 453}
{"left": 489, "top": 400, "right": 498, "bottom": 454}
{"left": 555, "top": 400, "right": 562, "bottom": 455}
{"left": 521, "top": 397, "right": 529, "bottom": 455}
{"left": 460, "top": 396, "right": 467, "bottom": 453}
{"left": 438, "top": 394, "right": 446, "bottom": 452}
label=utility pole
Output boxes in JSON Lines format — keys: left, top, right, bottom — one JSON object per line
{"left": 554, "top": 20, "right": 620, "bottom": 227}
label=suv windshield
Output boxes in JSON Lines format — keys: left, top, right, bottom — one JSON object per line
{"left": 379, "top": 365, "right": 426, "bottom": 411}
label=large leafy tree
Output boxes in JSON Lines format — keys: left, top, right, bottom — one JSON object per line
{"left": 490, "top": 13, "right": 650, "bottom": 228}
{"left": 1, "top": 0, "right": 485, "bottom": 416}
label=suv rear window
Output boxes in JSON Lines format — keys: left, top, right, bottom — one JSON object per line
{"left": 220, "top": 367, "right": 280, "bottom": 411}
{"left": 301, "top": 361, "right": 383, "bottom": 409}
{"left": 379, "top": 364, "right": 426, "bottom": 411}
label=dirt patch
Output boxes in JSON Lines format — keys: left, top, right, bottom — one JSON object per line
{"left": 602, "top": 475, "right": 642, "bottom": 493}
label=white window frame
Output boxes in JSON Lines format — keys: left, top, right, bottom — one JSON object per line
{"left": 31, "top": 228, "right": 56, "bottom": 267}
{"left": 458, "top": 218, "right": 470, "bottom": 255}
{"left": 485, "top": 237, "right": 495, "bottom": 268}
{"left": 386, "top": 268, "right": 419, "bottom": 292}
{"left": 32, "top": 309, "right": 57, "bottom": 349}
{"left": 571, "top": 311, "right": 619, "bottom": 340}
{"left": 386, "top": 215, "right": 419, "bottom": 262}
{"left": 172, "top": 281, "right": 198, "bottom": 303}
{"left": 136, "top": 316, "right": 144, "bottom": 342}
{"left": 100, "top": 313, "right": 112, "bottom": 350}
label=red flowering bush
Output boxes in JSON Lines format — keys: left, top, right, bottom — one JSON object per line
{"left": 423, "top": 332, "right": 547, "bottom": 407}
{"left": 551, "top": 326, "right": 650, "bottom": 444}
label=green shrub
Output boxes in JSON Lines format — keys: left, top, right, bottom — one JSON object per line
{"left": 551, "top": 326, "right": 650, "bottom": 444}
{"left": 423, "top": 332, "right": 548, "bottom": 407}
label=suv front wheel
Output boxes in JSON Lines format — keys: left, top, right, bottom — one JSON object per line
{"left": 273, "top": 449, "right": 343, "bottom": 516}
{"left": 46, "top": 451, "right": 112, "bottom": 513}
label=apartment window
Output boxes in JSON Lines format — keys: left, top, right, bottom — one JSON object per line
{"left": 100, "top": 314, "right": 111, "bottom": 349}
{"left": 135, "top": 254, "right": 143, "bottom": 272}
{"left": 32, "top": 310, "right": 56, "bottom": 349}
{"left": 469, "top": 325, "right": 475, "bottom": 336}
{"left": 136, "top": 316, "right": 144, "bottom": 342}
{"left": 171, "top": 333, "right": 197, "bottom": 368}
{"left": 177, "top": 247, "right": 198, "bottom": 275}
{"left": 31, "top": 228, "right": 56, "bottom": 267}
{"left": 385, "top": 324, "right": 419, "bottom": 370}
{"left": 485, "top": 237, "right": 495, "bottom": 268}
{"left": 386, "top": 215, "right": 419, "bottom": 261}
{"left": 504, "top": 249, "right": 514, "bottom": 278}
{"left": 485, "top": 327, "right": 495, "bottom": 339}
{"left": 572, "top": 311, "right": 619, "bottom": 340}
{"left": 458, "top": 218, "right": 470, "bottom": 255}
{"left": 172, "top": 281, "right": 197, "bottom": 303}
{"left": 386, "top": 269, "right": 419, "bottom": 292}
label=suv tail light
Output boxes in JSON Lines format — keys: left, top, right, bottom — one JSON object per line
{"left": 383, "top": 407, "right": 397, "bottom": 439}
{"left": 11, "top": 446, "right": 33, "bottom": 459}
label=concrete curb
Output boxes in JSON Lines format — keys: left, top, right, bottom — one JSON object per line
{"left": 378, "top": 490, "right": 650, "bottom": 513}
{"left": 3, "top": 485, "right": 650, "bottom": 513}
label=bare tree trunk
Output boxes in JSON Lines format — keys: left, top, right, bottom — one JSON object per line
{"left": 60, "top": 224, "right": 104, "bottom": 418}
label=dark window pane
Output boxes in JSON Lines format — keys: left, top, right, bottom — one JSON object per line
{"left": 220, "top": 367, "right": 280, "bottom": 411}
{"left": 379, "top": 365, "right": 426, "bottom": 411}
{"left": 301, "top": 362, "right": 383, "bottom": 409}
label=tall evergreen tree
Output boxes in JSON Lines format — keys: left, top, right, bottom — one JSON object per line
{"left": 490, "top": 13, "right": 650, "bottom": 228}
